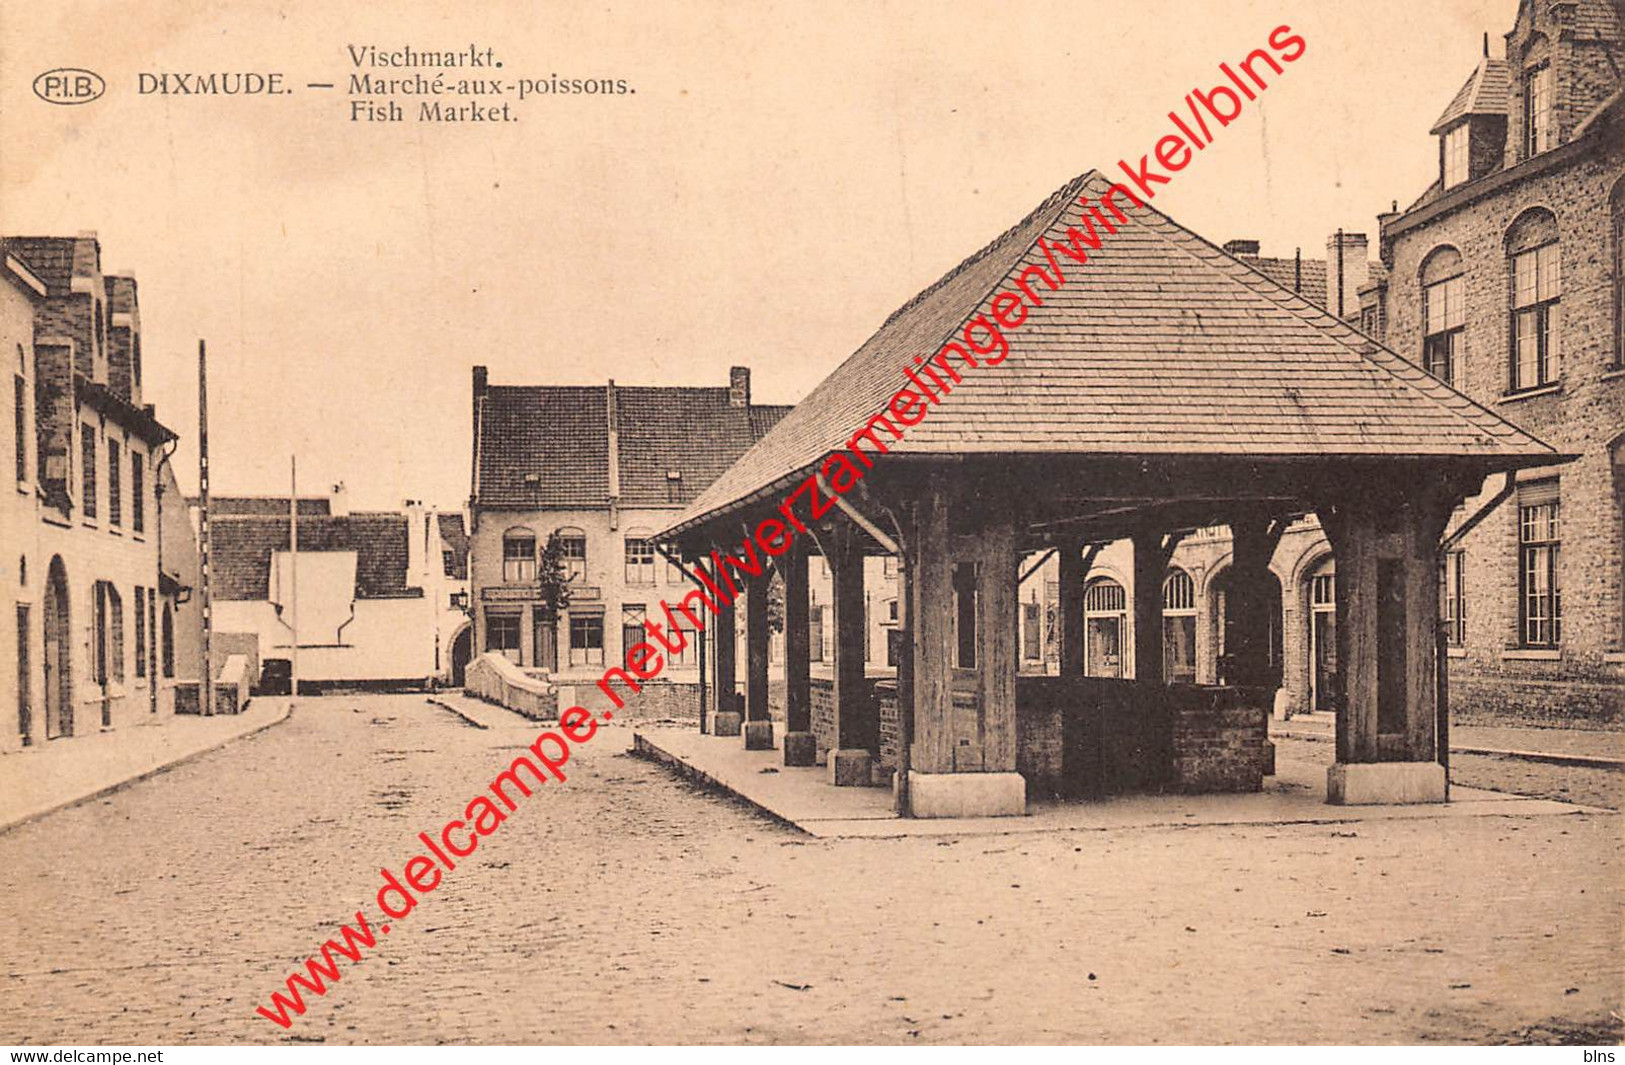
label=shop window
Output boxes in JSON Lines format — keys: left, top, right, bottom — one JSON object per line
{"left": 569, "top": 613, "right": 605, "bottom": 667}
{"left": 485, "top": 613, "right": 521, "bottom": 660}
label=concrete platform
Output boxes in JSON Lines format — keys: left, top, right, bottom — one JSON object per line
{"left": 631, "top": 725, "right": 1608, "bottom": 839}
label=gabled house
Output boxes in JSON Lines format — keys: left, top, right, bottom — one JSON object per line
{"left": 467, "top": 366, "right": 791, "bottom": 709}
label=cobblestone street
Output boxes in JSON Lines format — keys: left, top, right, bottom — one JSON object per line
{"left": 1, "top": 694, "right": 1618, "bottom": 1045}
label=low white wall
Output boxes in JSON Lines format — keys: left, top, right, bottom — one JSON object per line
{"left": 465, "top": 651, "right": 558, "bottom": 720}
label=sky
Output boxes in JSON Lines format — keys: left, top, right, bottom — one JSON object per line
{"left": 1, "top": 0, "right": 1515, "bottom": 511}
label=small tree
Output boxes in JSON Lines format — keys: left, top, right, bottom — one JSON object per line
{"left": 536, "top": 532, "right": 573, "bottom": 626}
{"left": 766, "top": 573, "right": 785, "bottom": 634}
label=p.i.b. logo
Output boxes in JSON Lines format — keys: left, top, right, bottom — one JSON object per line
{"left": 33, "top": 68, "right": 105, "bottom": 105}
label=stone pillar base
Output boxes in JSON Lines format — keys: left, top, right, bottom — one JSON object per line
{"left": 1327, "top": 761, "right": 1446, "bottom": 805}
{"left": 742, "top": 720, "right": 774, "bottom": 750}
{"left": 712, "top": 711, "right": 742, "bottom": 738}
{"left": 782, "top": 731, "right": 816, "bottom": 766}
{"left": 907, "top": 770, "right": 1026, "bottom": 818}
{"left": 828, "top": 748, "right": 874, "bottom": 787}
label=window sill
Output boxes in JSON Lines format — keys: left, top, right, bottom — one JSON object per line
{"left": 1497, "top": 383, "right": 1562, "bottom": 404}
{"left": 1602, "top": 367, "right": 1624, "bottom": 382}
{"left": 108, "top": 527, "right": 123, "bottom": 537}
{"left": 81, "top": 520, "right": 99, "bottom": 530}
{"left": 1446, "top": 646, "right": 1467, "bottom": 658}
{"left": 132, "top": 534, "right": 145, "bottom": 543}
{"left": 1501, "top": 647, "right": 1561, "bottom": 661}
{"left": 15, "top": 481, "right": 29, "bottom": 495}
{"left": 1604, "top": 651, "right": 1624, "bottom": 665}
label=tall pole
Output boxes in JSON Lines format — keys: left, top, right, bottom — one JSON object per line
{"left": 290, "top": 456, "right": 299, "bottom": 702}
{"left": 197, "top": 340, "right": 213, "bottom": 717}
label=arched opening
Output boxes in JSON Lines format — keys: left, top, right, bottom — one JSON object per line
{"left": 1305, "top": 556, "right": 1339, "bottom": 713}
{"left": 1212, "top": 566, "right": 1284, "bottom": 688}
{"left": 42, "top": 556, "right": 71, "bottom": 738}
{"left": 449, "top": 624, "right": 472, "bottom": 687}
{"left": 1162, "top": 568, "right": 1197, "bottom": 683}
{"left": 1083, "top": 577, "right": 1127, "bottom": 678}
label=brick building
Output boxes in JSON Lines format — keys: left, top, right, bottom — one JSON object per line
{"left": 201, "top": 488, "right": 469, "bottom": 690}
{"left": 1013, "top": 0, "right": 1624, "bottom": 729}
{"left": 2, "top": 234, "right": 197, "bottom": 753}
{"left": 468, "top": 366, "right": 793, "bottom": 714}
{"left": 1356, "top": 0, "right": 1623, "bottom": 723}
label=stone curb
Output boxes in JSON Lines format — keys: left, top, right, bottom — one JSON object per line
{"left": 1272, "top": 728, "right": 1624, "bottom": 771}
{"left": 425, "top": 695, "right": 490, "bottom": 730}
{"left": 0, "top": 700, "right": 296, "bottom": 837}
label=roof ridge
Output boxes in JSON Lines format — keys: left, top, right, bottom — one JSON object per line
{"left": 1102, "top": 176, "right": 1554, "bottom": 454}
{"left": 879, "top": 171, "right": 1097, "bottom": 331}
{"left": 707, "top": 170, "right": 1096, "bottom": 503}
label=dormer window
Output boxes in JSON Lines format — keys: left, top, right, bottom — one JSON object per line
{"left": 1522, "top": 61, "right": 1553, "bottom": 157}
{"left": 1442, "top": 124, "right": 1470, "bottom": 189}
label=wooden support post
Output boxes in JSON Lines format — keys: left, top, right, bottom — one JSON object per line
{"left": 711, "top": 576, "right": 740, "bottom": 737}
{"left": 828, "top": 521, "right": 874, "bottom": 785}
{"left": 1131, "top": 531, "right": 1167, "bottom": 684}
{"left": 1320, "top": 480, "right": 1457, "bottom": 804}
{"left": 905, "top": 475, "right": 1025, "bottom": 818}
{"left": 1058, "top": 540, "right": 1086, "bottom": 677}
{"left": 742, "top": 573, "right": 773, "bottom": 749}
{"left": 779, "top": 542, "right": 815, "bottom": 765}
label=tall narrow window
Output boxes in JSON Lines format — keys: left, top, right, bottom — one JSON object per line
{"left": 621, "top": 604, "right": 647, "bottom": 658}
{"left": 1612, "top": 180, "right": 1624, "bottom": 368}
{"left": 81, "top": 433, "right": 97, "bottom": 518}
{"left": 1083, "top": 578, "right": 1127, "bottom": 678}
{"left": 1442, "top": 123, "right": 1469, "bottom": 189}
{"left": 501, "top": 529, "right": 536, "bottom": 583}
{"left": 624, "top": 535, "right": 655, "bottom": 584}
{"left": 135, "top": 586, "right": 147, "bottom": 677}
{"left": 1162, "top": 568, "right": 1198, "bottom": 682}
{"left": 1440, "top": 550, "right": 1466, "bottom": 647}
{"left": 131, "top": 450, "right": 144, "bottom": 533}
{"left": 161, "top": 605, "right": 175, "bottom": 678}
{"left": 557, "top": 530, "right": 587, "bottom": 583}
{"left": 1523, "top": 62, "right": 1554, "bottom": 157}
{"left": 1519, "top": 487, "right": 1561, "bottom": 648}
{"left": 108, "top": 585, "right": 125, "bottom": 682}
{"left": 1507, "top": 210, "right": 1562, "bottom": 392}
{"left": 107, "top": 439, "right": 121, "bottom": 527}
{"left": 1421, "top": 246, "right": 1465, "bottom": 385}
{"left": 12, "top": 373, "right": 25, "bottom": 484}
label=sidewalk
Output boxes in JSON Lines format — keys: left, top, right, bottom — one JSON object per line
{"left": 631, "top": 725, "right": 1605, "bottom": 839}
{"left": 0, "top": 697, "right": 293, "bottom": 834}
{"left": 1272, "top": 714, "right": 1624, "bottom": 768}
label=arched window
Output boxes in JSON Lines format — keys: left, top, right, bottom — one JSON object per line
{"left": 1083, "top": 577, "right": 1127, "bottom": 678}
{"left": 1420, "top": 245, "right": 1465, "bottom": 384}
{"left": 1506, "top": 208, "right": 1561, "bottom": 392}
{"left": 501, "top": 527, "right": 536, "bottom": 583}
{"left": 555, "top": 526, "right": 587, "bottom": 583}
{"left": 623, "top": 528, "right": 655, "bottom": 584}
{"left": 1162, "top": 569, "right": 1197, "bottom": 682}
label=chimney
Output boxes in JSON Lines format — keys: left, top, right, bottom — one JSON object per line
{"left": 330, "top": 481, "right": 350, "bottom": 518}
{"left": 1326, "top": 230, "right": 1369, "bottom": 321}
{"left": 403, "top": 500, "right": 427, "bottom": 583}
{"left": 1222, "top": 238, "right": 1261, "bottom": 258}
{"left": 728, "top": 366, "right": 751, "bottom": 408}
{"left": 605, "top": 379, "right": 621, "bottom": 504}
